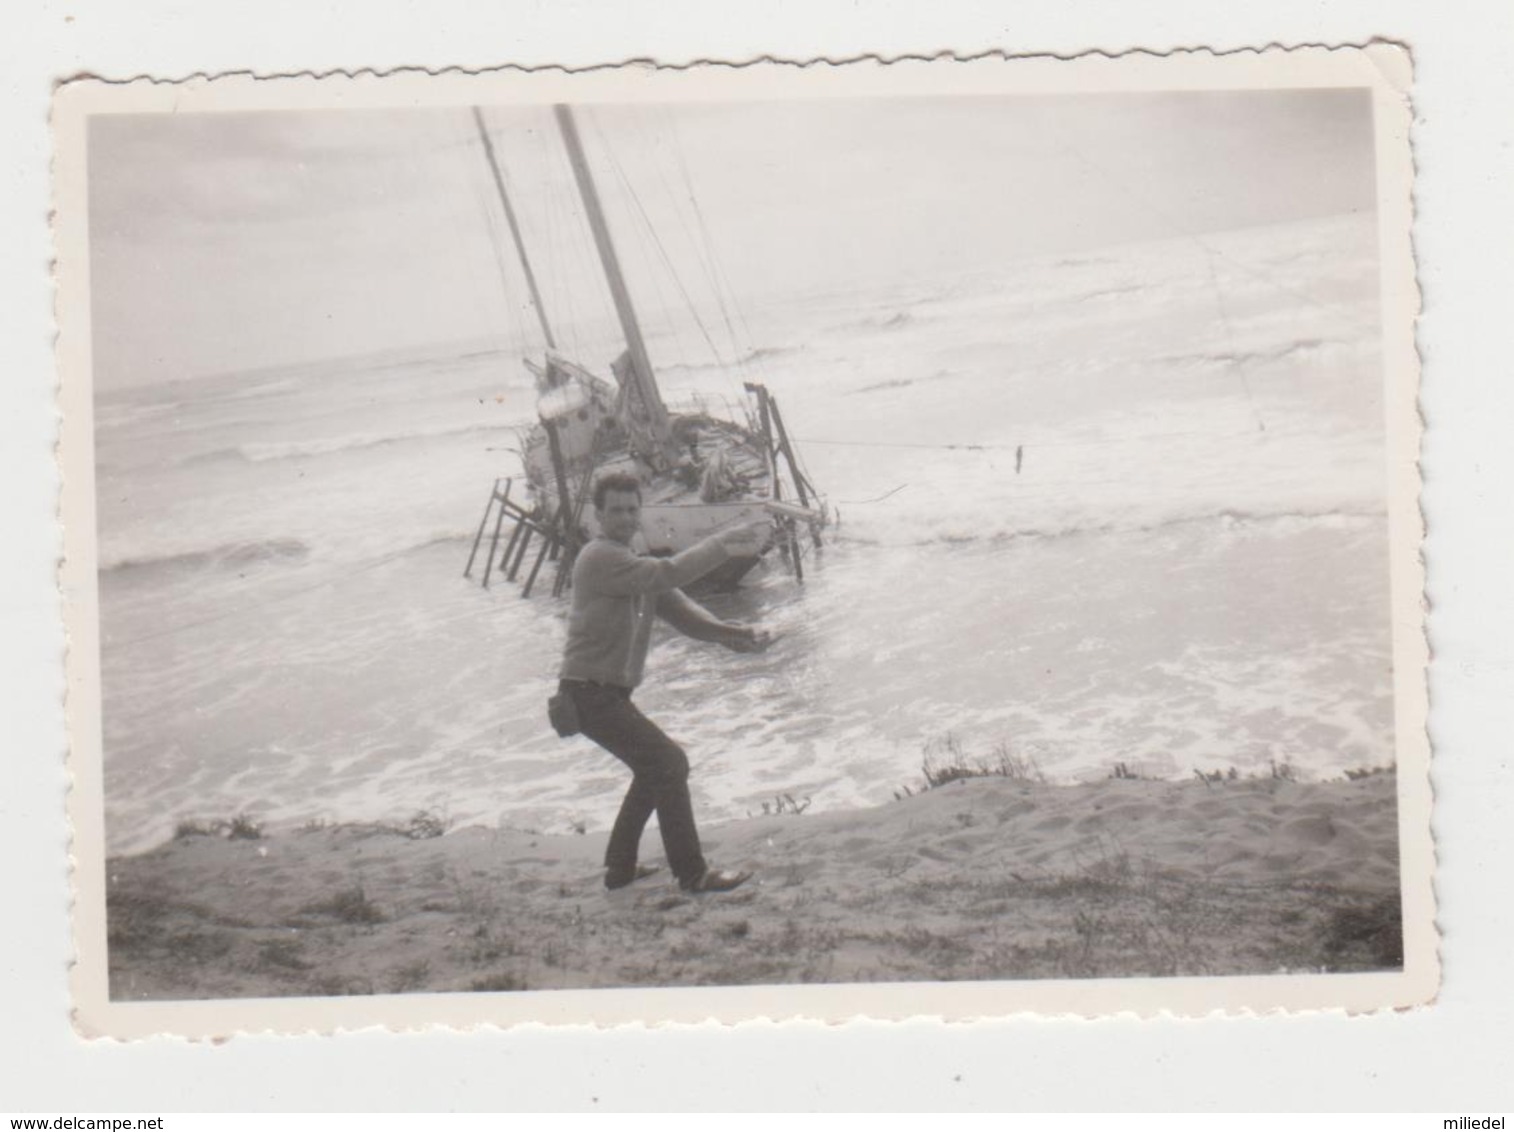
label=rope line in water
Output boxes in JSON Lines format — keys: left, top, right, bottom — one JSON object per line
{"left": 789, "top": 422, "right": 1304, "bottom": 453}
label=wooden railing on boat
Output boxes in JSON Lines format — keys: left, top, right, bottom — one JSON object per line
{"left": 464, "top": 477, "right": 569, "bottom": 598}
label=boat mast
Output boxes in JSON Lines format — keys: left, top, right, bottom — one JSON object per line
{"left": 470, "top": 106, "right": 557, "bottom": 351}
{"left": 553, "top": 103, "right": 674, "bottom": 448}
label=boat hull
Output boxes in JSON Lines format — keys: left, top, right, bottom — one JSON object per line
{"left": 635, "top": 500, "right": 771, "bottom": 591}
{"left": 637, "top": 500, "right": 767, "bottom": 556}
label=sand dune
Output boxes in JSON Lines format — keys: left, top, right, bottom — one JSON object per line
{"left": 105, "top": 772, "right": 1402, "bottom": 1000}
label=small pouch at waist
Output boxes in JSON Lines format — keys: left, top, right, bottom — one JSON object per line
{"left": 547, "top": 690, "right": 580, "bottom": 738}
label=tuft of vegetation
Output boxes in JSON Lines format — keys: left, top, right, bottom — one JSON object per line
{"left": 399, "top": 809, "right": 451, "bottom": 840}
{"left": 227, "top": 813, "right": 264, "bottom": 840}
{"left": 171, "top": 813, "right": 264, "bottom": 841}
{"left": 1343, "top": 765, "right": 1393, "bottom": 781}
{"left": 759, "top": 793, "right": 812, "bottom": 816}
{"left": 901, "top": 733, "right": 1046, "bottom": 794}
{"left": 1269, "top": 759, "right": 1298, "bottom": 783}
{"left": 301, "top": 884, "right": 385, "bottom": 925}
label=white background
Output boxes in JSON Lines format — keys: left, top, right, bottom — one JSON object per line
{"left": 3, "top": 0, "right": 1510, "bottom": 1112}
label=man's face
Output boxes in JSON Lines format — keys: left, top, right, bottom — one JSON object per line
{"left": 597, "top": 488, "right": 642, "bottom": 544}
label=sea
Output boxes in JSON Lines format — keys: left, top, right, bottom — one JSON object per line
{"left": 94, "top": 213, "right": 1397, "bottom": 855}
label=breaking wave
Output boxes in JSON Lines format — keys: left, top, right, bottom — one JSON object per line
{"left": 180, "top": 422, "right": 506, "bottom": 466}
{"left": 837, "top": 506, "right": 1383, "bottom": 550}
{"left": 1159, "top": 338, "right": 1344, "bottom": 369}
{"left": 101, "top": 538, "right": 312, "bottom": 577}
{"left": 658, "top": 344, "right": 802, "bottom": 381}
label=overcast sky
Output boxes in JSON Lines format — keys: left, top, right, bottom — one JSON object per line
{"left": 87, "top": 89, "right": 1376, "bottom": 389}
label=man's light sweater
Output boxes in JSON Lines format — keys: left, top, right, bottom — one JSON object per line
{"left": 559, "top": 535, "right": 731, "bottom": 689}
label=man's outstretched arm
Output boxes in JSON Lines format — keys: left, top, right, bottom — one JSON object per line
{"left": 582, "top": 520, "right": 770, "bottom": 597}
{"left": 656, "top": 588, "right": 772, "bottom": 651}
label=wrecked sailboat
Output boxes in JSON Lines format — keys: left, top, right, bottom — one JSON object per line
{"left": 465, "top": 103, "right": 827, "bottom": 596}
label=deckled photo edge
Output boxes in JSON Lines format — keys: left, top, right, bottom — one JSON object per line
{"left": 54, "top": 45, "right": 1432, "bottom": 1040}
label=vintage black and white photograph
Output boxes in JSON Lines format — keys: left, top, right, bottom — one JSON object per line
{"left": 58, "top": 51, "right": 1430, "bottom": 1034}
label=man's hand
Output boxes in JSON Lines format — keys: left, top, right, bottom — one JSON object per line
{"left": 725, "top": 625, "right": 776, "bottom": 653}
{"left": 716, "top": 518, "right": 772, "bottom": 557}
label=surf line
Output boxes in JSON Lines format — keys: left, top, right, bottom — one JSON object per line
{"left": 117, "top": 542, "right": 429, "bottom": 647}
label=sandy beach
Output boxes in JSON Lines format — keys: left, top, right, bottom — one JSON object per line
{"left": 105, "top": 770, "right": 1402, "bottom": 1000}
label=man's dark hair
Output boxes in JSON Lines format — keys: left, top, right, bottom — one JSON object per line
{"left": 593, "top": 472, "right": 643, "bottom": 510}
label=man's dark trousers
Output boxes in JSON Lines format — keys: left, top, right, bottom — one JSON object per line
{"left": 562, "top": 680, "right": 707, "bottom": 886}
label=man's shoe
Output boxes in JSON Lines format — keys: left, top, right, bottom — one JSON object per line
{"left": 679, "top": 867, "right": 752, "bottom": 894}
{"left": 605, "top": 863, "right": 661, "bottom": 891}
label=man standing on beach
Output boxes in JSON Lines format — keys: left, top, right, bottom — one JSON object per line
{"left": 557, "top": 472, "right": 773, "bottom": 894}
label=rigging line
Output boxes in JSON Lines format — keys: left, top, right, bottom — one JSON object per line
{"left": 592, "top": 122, "right": 695, "bottom": 380}
{"left": 597, "top": 123, "right": 690, "bottom": 371}
{"left": 660, "top": 108, "right": 746, "bottom": 359}
{"left": 545, "top": 124, "right": 592, "bottom": 363}
{"left": 462, "top": 115, "right": 529, "bottom": 353}
{"left": 445, "top": 114, "right": 492, "bottom": 345}
{"left": 666, "top": 110, "right": 766, "bottom": 378}
{"left": 629, "top": 108, "right": 715, "bottom": 378}
{"left": 533, "top": 124, "right": 562, "bottom": 355}
{"left": 599, "top": 129, "right": 718, "bottom": 370}
{"left": 537, "top": 122, "right": 582, "bottom": 362}
{"left": 1056, "top": 138, "right": 1375, "bottom": 334}
{"left": 1057, "top": 135, "right": 1274, "bottom": 433}
{"left": 668, "top": 108, "right": 753, "bottom": 347}
{"left": 590, "top": 111, "right": 727, "bottom": 366}
{"left": 499, "top": 120, "right": 548, "bottom": 355}
{"left": 790, "top": 436, "right": 1007, "bottom": 452}
{"left": 556, "top": 116, "right": 621, "bottom": 366}
{"left": 1056, "top": 138, "right": 1282, "bottom": 432}
{"left": 581, "top": 121, "right": 684, "bottom": 373}
{"left": 549, "top": 131, "right": 584, "bottom": 361}
{"left": 840, "top": 483, "right": 909, "bottom": 505}
{"left": 655, "top": 108, "right": 780, "bottom": 414}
